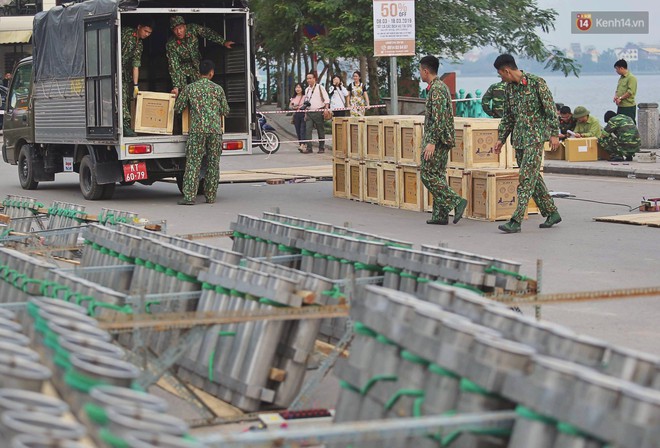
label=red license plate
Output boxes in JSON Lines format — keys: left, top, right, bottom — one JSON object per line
{"left": 123, "top": 162, "right": 148, "bottom": 182}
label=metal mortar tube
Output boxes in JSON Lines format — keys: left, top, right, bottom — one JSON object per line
{"left": 232, "top": 304, "right": 287, "bottom": 411}
{"left": 104, "top": 406, "right": 188, "bottom": 441}
{"left": 480, "top": 305, "right": 520, "bottom": 339}
{"left": 0, "top": 411, "right": 86, "bottom": 442}
{"left": 11, "top": 434, "right": 86, "bottom": 448}
{"left": 0, "top": 327, "right": 30, "bottom": 347}
{"left": 89, "top": 385, "right": 168, "bottom": 413}
{"left": 450, "top": 293, "right": 489, "bottom": 324}
{"left": 604, "top": 346, "right": 659, "bottom": 385}
{"left": 0, "top": 354, "right": 52, "bottom": 392}
{"left": 58, "top": 332, "right": 125, "bottom": 361}
{"left": 193, "top": 290, "right": 232, "bottom": 377}
{"left": 0, "top": 389, "right": 69, "bottom": 417}
{"left": 508, "top": 409, "right": 558, "bottom": 448}
{"left": 216, "top": 297, "right": 261, "bottom": 404}
{"left": 211, "top": 291, "right": 245, "bottom": 384}
{"left": 0, "top": 342, "right": 40, "bottom": 363}
{"left": 123, "top": 432, "right": 204, "bottom": 448}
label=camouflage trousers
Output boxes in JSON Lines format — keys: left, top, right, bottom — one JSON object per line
{"left": 599, "top": 135, "right": 638, "bottom": 158}
{"left": 512, "top": 144, "right": 558, "bottom": 223}
{"left": 182, "top": 133, "right": 223, "bottom": 202}
{"left": 122, "top": 75, "right": 133, "bottom": 130}
{"left": 421, "top": 147, "right": 462, "bottom": 220}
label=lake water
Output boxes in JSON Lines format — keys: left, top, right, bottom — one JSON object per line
{"left": 456, "top": 74, "right": 660, "bottom": 124}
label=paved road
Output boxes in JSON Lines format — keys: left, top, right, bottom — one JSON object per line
{"left": 1, "top": 150, "right": 659, "bottom": 355}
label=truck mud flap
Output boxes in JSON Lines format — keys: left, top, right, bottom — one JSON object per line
{"left": 95, "top": 160, "right": 123, "bottom": 185}
{"left": 31, "top": 151, "right": 54, "bottom": 182}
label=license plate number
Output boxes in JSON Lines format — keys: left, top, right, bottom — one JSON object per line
{"left": 123, "top": 162, "right": 148, "bottom": 182}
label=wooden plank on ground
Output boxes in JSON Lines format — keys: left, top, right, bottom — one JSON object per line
{"left": 157, "top": 378, "right": 244, "bottom": 419}
{"left": 594, "top": 213, "right": 660, "bottom": 227}
{"left": 220, "top": 165, "right": 332, "bottom": 184}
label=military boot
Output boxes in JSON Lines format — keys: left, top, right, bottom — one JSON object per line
{"left": 498, "top": 219, "right": 521, "bottom": 233}
{"left": 453, "top": 199, "right": 468, "bottom": 224}
{"left": 539, "top": 212, "right": 562, "bottom": 228}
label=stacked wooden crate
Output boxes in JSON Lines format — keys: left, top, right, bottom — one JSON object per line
{"left": 332, "top": 115, "right": 539, "bottom": 221}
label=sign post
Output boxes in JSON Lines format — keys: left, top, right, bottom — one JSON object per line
{"left": 373, "top": 0, "right": 415, "bottom": 115}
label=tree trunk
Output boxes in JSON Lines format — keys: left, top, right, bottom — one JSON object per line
{"left": 266, "top": 60, "right": 271, "bottom": 104}
{"left": 367, "top": 55, "right": 380, "bottom": 114}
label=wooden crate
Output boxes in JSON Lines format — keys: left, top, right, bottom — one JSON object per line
{"left": 380, "top": 115, "right": 410, "bottom": 163}
{"left": 347, "top": 159, "right": 364, "bottom": 201}
{"left": 398, "top": 164, "right": 423, "bottom": 211}
{"left": 332, "top": 117, "right": 350, "bottom": 159}
{"left": 333, "top": 158, "right": 348, "bottom": 199}
{"left": 468, "top": 169, "right": 529, "bottom": 222}
{"left": 132, "top": 91, "right": 176, "bottom": 135}
{"left": 378, "top": 163, "right": 399, "bottom": 208}
{"left": 362, "top": 161, "right": 380, "bottom": 204}
{"left": 364, "top": 117, "right": 381, "bottom": 161}
{"left": 397, "top": 117, "right": 424, "bottom": 166}
{"left": 450, "top": 118, "right": 507, "bottom": 169}
{"left": 347, "top": 117, "right": 365, "bottom": 160}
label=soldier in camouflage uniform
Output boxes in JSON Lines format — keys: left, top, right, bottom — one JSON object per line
{"left": 120, "top": 20, "right": 154, "bottom": 137}
{"left": 419, "top": 55, "right": 468, "bottom": 225}
{"left": 481, "top": 81, "right": 506, "bottom": 118}
{"left": 174, "top": 60, "right": 230, "bottom": 205}
{"left": 598, "top": 110, "right": 641, "bottom": 161}
{"left": 558, "top": 106, "right": 577, "bottom": 140}
{"left": 167, "top": 16, "right": 234, "bottom": 96}
{"left": 494, "top": 54, "right": 561, "bottom": 233}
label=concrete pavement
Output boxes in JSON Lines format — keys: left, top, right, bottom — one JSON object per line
{"left": 258, "top": 102, "right": 660, "bottom": 180}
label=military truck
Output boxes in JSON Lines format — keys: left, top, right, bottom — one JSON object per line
{"left": 2, "top": 0, "right": 256, "bottom": 199}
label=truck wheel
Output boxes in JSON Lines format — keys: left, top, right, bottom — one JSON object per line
{"left": 175, "top": 174, "right": 205, "bottom": 195}
{"left": 79, "top": 155, "right": 106, "bottom": 200}
{"left": 18, "top": 145, "right": 39, "bottom": 190}
{"left": 101, "top": 183, "right": 116, "bottom": 200}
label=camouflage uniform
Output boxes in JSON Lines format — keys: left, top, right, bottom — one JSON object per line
{"left": 420, "top": 77, "right": 461, "bottom": 221}
{"left": 499, "top": 72, "right": 558, "bottom": 223}
{"left": 598, "top": 114, "right": 641, "bottom": 158}
{"left": 166, "top": 18, "right": 227, "bottom": 91}
{"left": 174, "top": 78, "right": 230, "bottom": 203}
{"left": 559, "top": 116, "right": 576, "bottom": 139}
{"left": 573, "top": 115, "right": 602, "bottom": 138}
{"left": 481, "top": 81, "right": 506, "bottom": 118}
{"left": 121, "top": 27, "right": 143, "bottom": 130}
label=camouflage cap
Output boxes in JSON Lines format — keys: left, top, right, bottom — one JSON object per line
{"left": 170, "top": 15, "right": 186, "bottom": 29}
{"left": 573, "top": 106, "right": 590, "bottom": 119}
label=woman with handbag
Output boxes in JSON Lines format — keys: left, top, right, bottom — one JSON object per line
{"left": 328, "top": 75, "right": 349, "bottom": 117}
{"left": 347, "top": 71, "right": 370, "bottom": 117}
{"left": 289, "top": 82, "right": 307, "bottom": 152}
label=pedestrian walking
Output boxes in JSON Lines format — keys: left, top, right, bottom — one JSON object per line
{"left": 347, "top": 71, "right": 369, "bottom": 117}
{"left": 598, "top": 111, "right": 641, "bottom": 162}
{"left": 174, "top": 60, "right": 229, "bottom": 205}
{"left": 481, "top": 80, "right": 506, "bottom": 118}
{"left": 302, "top": 72, "right": 330, "bottom": 154}
{"left": 120, "top": 19, "right": 154, "bottom": 137}
{"left": 613, "top": 59, "right": 637, "bottom": 123}
{"left": 419, "top": 55, "right": 468, "bottom": 226}
{"left": 493, "top": 54, "right": 561, "bottom": 233}
{"left": 166, "top": 16, "right": 234, "bottom": 96}
{"left": 289, "top": 82, "right": 307, "bottom": 152}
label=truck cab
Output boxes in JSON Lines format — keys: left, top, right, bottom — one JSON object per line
{"left": 2, "top": 0, "right": 256, "bottom": 200}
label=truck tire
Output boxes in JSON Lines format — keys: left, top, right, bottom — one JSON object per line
{"left": 18, "top": 145, "right": 39, "bottom": 190}
{"left": 79, "top": 155, "right": 106, "bottom": 200}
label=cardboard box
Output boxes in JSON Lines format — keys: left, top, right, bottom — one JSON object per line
{"left": 132, "top": 91, "right": 176, "bottom": 135}
{"left": 564, "top": 137, "right": 598, "bottom": 162}
{"left": 543, "top": 141, "right": 565, "bottom": 160}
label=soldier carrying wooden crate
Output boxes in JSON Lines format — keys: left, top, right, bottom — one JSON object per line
{"left": 419, "top": 55, "right": 468, "bottom": 226}
{"left": 493, "top": 54, "right": 562, "bottom": 234}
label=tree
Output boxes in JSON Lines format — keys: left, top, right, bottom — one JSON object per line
{"left": 251, "top": 0, "right": 580, "bottom": 105}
